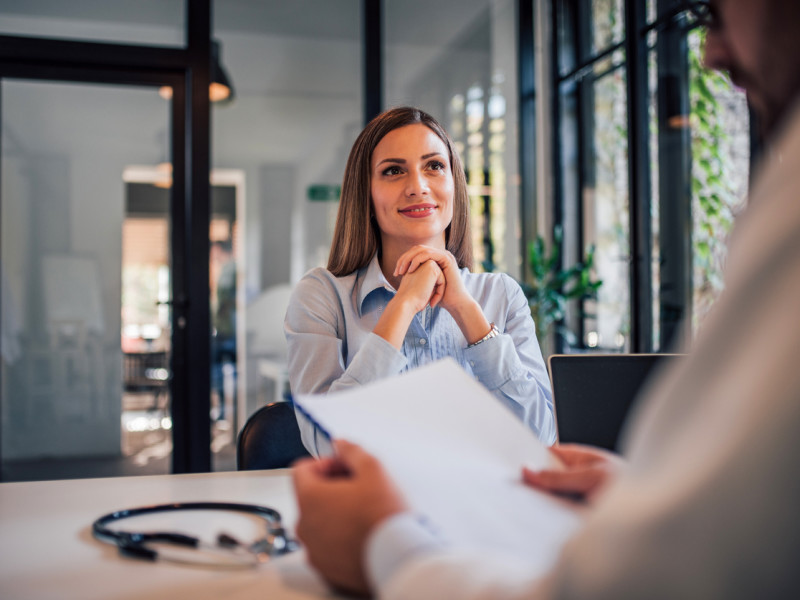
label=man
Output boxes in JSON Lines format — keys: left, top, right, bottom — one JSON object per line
{"left": 292, "top": 0, "right": 800, "bottom": 597}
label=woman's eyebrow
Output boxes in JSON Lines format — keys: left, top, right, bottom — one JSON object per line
{"left": 375, "top": 157, "right": 406, "bottom": 166}
{"left": 375, "top": 152, "right": 445, "bottom": 167}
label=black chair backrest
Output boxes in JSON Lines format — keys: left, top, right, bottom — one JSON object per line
{"left": 237, "top": 401, "right": 311, "bottom": 470}
{"left": 548, "top": 353, "right": 684, "bottom": 452}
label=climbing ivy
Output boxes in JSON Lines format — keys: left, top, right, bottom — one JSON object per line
{"left": 688, "top": 30, "right": 748, "bottom": 329}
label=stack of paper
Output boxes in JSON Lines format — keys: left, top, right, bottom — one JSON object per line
{"left": 294, "top": 358, "right": 583, "bottom": 573}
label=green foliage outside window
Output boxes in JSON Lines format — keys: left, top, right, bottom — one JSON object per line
{"left": 689, "top": 30, "right": 749, "bottom": 330}
{"left": 519, "top": 226, "right": 603, "bottom": 354}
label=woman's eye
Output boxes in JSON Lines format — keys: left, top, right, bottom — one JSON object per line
{"left": 428, "top": 160, "right": 446, "bottom": 171}
{"left": 382, "top": 165, "right": 402, "bottom": 176}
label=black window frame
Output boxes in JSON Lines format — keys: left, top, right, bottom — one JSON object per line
{"left": 532, "top": 0, "right": 714, "bottom": 354}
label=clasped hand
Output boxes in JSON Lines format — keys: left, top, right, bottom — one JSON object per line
{"left": 392, "top": 245, "right": 471, "bottom": 314}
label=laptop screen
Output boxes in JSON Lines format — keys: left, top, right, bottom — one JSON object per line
{"left": 548, "top": 354, "right": 682, "bottom": 452}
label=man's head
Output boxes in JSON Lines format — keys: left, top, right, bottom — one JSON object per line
{"left": 703, "top": 0, "right": 800, "bottom": 139}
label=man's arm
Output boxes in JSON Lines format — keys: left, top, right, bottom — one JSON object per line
{"left": 291, "top": 440, "right": 409, "bottom": 596}
{"left": 291, "top": 440, "right": 602, "bottom": 599}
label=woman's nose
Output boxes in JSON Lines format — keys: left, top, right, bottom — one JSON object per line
{"left": 405, "top": 170, "right": 429, "bottom": 196}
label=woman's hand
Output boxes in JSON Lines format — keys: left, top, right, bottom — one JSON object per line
{"left": 522, "top": 443, "right": 624, "bottom": 503}
{"left": 373, "top": 260, "right": 444, "bottom": 349}
{"left": 395, "top": 245, "right": 492, "bottom": 345}
{"left": 292, "top": 440, "right": 408, "bottom": 596}
{"left": 394, "top": 245, "right": 469, "bottom": 312}
{"left": 393, "top": 258, "right": 446, "bottom": 311}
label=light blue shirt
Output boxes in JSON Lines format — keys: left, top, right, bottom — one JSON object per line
{"left": 284, "top": 254, "right": 556, "bottom": 453}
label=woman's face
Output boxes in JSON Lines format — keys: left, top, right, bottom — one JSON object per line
{"left": 370, "top": 123, "right": 455, "bottom": 254}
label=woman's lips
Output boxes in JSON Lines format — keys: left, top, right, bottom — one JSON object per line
{"left": 398, "top": 204, "right": 437, "bottom": 218}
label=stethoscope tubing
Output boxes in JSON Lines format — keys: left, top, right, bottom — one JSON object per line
{"left": 92, "top": 501, "right": 289, "bottom": 562}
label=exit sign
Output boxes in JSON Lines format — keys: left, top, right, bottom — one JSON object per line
{"left": 307, "top": 184, "right": 341, "bottom": 202}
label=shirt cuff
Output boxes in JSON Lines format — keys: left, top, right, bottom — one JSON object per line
{"left": 365, "top": 512, "right": 445, "bottom": 592}
{"left": 463, "top": 333, "right": 521, "bottom": 389}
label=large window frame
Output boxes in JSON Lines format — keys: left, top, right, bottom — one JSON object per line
{"left": 538, "top": 0, "right": 725, "bottom": 354}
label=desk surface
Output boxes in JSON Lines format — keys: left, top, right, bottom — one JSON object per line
{"left": 0, "top": 470, "right": 331, "bottom": 600}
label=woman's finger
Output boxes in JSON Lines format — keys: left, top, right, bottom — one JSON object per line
{"left": 395, "top": 248, "right": 435, "bottom": 276}
{"left": 429, "top": 273, "right": 446, "bottom": 307}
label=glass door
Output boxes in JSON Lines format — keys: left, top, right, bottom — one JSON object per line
{"left": 1, "top": 78, "right": 176, "bottom": 480}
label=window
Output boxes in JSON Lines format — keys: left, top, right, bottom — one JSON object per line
{"left": 547, "top": 0, "right": 750, "bottom": 353}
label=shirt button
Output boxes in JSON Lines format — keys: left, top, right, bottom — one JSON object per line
{"left": 419, "top": 338, "right": 427, "bottom": 345}
{"left": 470, "top": 360, "right": 475, "bottom": 367}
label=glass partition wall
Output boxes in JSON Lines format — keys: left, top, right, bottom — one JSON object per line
{"left": 1, "top": 80, "right": 174, "bottom": 480}
{"left": 0, "top": 0, "right": 366, "bottom": 480}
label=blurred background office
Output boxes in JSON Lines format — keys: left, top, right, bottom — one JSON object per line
{"left": 0, "top": 0, "right": 750, "bottom": 482}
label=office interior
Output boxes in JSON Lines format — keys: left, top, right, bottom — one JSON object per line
{"left": 0, "top": 0, "right": 751, "bottom": 483}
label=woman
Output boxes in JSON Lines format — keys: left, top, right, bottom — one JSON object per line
{"left": 285, "top": 106, "right": 554, "bottom": 454}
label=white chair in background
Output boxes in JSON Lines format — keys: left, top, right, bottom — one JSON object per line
{"left": 242, "top": 284, "right": 293, "bottom": 430}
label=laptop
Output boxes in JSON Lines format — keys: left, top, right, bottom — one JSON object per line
{"left": 548, "top": 353, "right": 683, "bottom": 452}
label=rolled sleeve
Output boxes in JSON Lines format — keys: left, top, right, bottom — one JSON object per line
{"left": 461, "top": 273, "right": 555, "bottom": 443}
{"left": 463, "top": 333, "right": 524, "bottom": 390}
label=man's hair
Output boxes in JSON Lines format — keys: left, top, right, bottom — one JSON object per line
{"left": 326, "top": 106, "right": 473, "bottom": 276}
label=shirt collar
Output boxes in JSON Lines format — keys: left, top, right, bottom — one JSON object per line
{"left": 357, "top": 253, "right": 395, "bottom": 316}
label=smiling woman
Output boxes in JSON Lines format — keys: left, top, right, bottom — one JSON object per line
{"left": 369, "top": 124, "right": 455, "bottom": 264}
{"left": 284, "top": 107, "right": 555, "bottom": 455}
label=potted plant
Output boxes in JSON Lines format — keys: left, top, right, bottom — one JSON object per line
{"left": 518, "top": 226, "right": 602, "bottom": 355}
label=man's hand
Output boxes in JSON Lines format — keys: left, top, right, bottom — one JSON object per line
{"left": 292, "top": 440, "right": 408, "bottom": 596}
{"left": 522, "top": 443, "right": 624, "bottom": 502}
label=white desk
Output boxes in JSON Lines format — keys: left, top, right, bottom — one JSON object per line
{"left": 0, "top": 470, "right": 334, "bottom": 600}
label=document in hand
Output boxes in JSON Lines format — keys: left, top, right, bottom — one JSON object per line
{"left": 293, "top": 358, "right": 583, "bottom": 574}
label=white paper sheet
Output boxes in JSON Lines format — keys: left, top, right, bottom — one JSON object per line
{"left": 294, "top": 358, "right": 583, "bottom": 572}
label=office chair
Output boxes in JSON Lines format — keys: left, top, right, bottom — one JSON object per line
{"left": 236, "top": 401, "right": 311, "bottom": 470}
{"left": 548, "top": 353, "right": 684, "bottom": 451}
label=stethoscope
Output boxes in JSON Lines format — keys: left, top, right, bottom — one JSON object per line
{"left": 92, "top": 501, "right": 299, "bottom": 567}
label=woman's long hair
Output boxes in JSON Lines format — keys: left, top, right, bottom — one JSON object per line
{"left": 327, "top": 106, "right": 473, "bottom": 276}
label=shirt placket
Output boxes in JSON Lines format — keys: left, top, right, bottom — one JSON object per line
{"left": 406, "top": 305, "right": 432, "bottom": 367}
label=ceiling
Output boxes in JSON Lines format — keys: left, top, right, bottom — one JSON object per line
{"left": 1, "top": 0, "right": 491, "bottom": 46}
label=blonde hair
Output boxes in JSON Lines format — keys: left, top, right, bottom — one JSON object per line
{"left": 327, "top": 106, "right": 473, "bottom": 276}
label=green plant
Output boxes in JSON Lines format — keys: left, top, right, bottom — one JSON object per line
{"left": 688, "top": 29, "right": 745, "bottom": 331}
{"left": 519, "top": 226, "right": 602, "bottom": 352}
